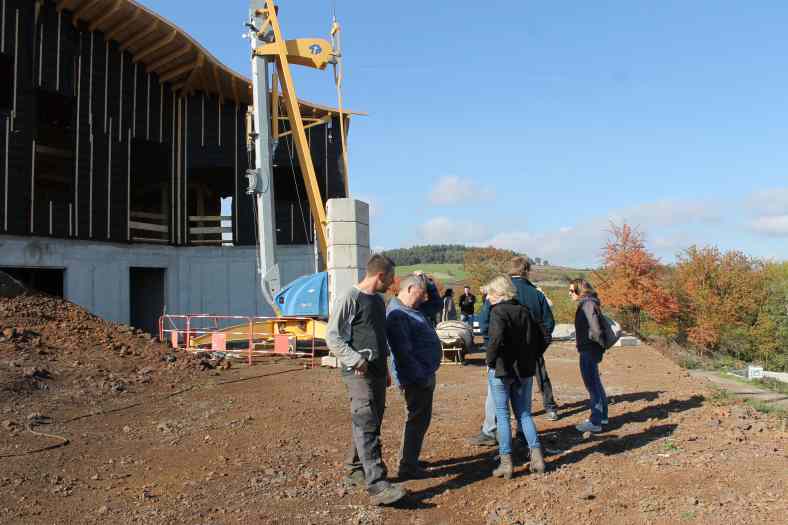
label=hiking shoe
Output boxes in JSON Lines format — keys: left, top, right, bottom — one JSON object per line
{"left": 467, "top": 431, "right": 497, "bottom": 446}
{"left": 344, "top": 470, "right": 365, "bottom": 487}
{"left": 492, "top": 453, "right": 513, "bottom": 479}
{"left": 529, "top": 447, "right": 546, "bottom": 474}
{"left": 544, "top": 410, "right": 559, "bottom": 421}
{"left": 575, "top": 420, "right": 602, "bottom": 433}
{"left": 369, "top": 483, "right": 407, "bottom": 506}
{"left": 397, "top": 464, "right": 429, "bottom": 480}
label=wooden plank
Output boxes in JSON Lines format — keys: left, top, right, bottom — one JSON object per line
{"left": 189, "top": 226, "right": 232, "bottom": 235}
{"left": 130, "top": 211, "right": 166, "bottom": 220}
{"left": 189, "top": 215, "right": 231, "bottom": 222}
{"left": 129, "top": 221, "right": 168, "bottom": 233}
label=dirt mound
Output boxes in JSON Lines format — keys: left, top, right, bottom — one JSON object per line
{"left": 0, "top": 293, "right": 203, "bottom": 406}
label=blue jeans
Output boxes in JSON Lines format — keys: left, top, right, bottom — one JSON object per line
{"left": 488, "top": 369, "right": 541, "bottom": 455}
{"left": 579, "top": 350, "right": 607, "bottom": 425}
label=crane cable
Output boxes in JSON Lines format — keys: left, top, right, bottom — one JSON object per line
{"left": 330, "top": 14, "right": 350, "bottom": 194}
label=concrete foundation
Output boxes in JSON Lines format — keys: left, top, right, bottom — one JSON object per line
{"left": 0, "top": 235, "right": 316, "bottom": 324}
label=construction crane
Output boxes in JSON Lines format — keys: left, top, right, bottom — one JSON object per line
{"left": 244, "top": 0, "right": 345, "bottom": 311}
{"left": 185, "top": 1, "right": 349, "bottom": 356}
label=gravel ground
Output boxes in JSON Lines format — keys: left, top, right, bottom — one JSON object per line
{"left": 1, "top": 295, "right": 786, "bottom": 524}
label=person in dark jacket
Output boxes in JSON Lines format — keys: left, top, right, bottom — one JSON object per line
{"left": 439, "top": 288, "right": 458, "bottom": 323}
{"left": 484, "top": 275, "right": 545, "bottom": 479}
{"left": 569, "top": 278, "right": 608, "bottom": 433}
{"left": 458, "top": 286, "right": 476, "bottom": 324}
{"left": 414, "top": 272, "right": 442, "bottom": 325}
{"left": 508, "top": 257, "right": 560, "bottom": 421}
{"left": 386, "top": 274, "right": 443, "bottom": 480}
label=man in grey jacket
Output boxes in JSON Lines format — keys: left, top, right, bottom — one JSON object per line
{"left": 326, "top": 254, "right": 406, "bottom": 506}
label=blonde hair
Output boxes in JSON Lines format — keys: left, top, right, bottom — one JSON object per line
{"left": 484, "top": 275, "right": 516, "bottom": 301}
{"left": 569, "top": 278, "right": 596, "bottom": 298}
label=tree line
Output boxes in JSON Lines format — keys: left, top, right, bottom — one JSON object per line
{"left": 382, "top": 244, "right": 550, "bottom": 267}
{"left": 459, "top": 225, "right": 788, "bottom": 372}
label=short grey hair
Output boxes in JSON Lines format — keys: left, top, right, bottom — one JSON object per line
{"left": 484, "top": 275, "right": 516, "bottom": 301}
{"left": 400, "top": 273, "right": 426, "bottom": 292}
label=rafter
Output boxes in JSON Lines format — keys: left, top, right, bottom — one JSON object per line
{"left": 211, "top": 64, "right": 223, "bottom": 102}
{"left": 121, "top": 20, "right": 158, "bottom": 51}
{"left": 88, "top": 0, "right": 122, "bottom": 32}
{"left": 133, "top": 30, "right": 176, "bottom": 64}
{"left": 105, "top": 7, "right": 140, "bottom": 42}
{"left": 148, "top": 43, "right": 190, "bottom": 72}
{"left": 160, "top": 57, "right": 199, "bottom": 83}
{"left": 179, "top": 53, "right": 205, "bottom": 91}
{"left": 71, "top": 0, "right": 100, "bottom": 26}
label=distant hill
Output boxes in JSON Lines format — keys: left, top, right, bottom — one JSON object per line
{"left": 381, "top": 244, "right": 556, "bottom": 267}
{"left": 381, "top": 245, "right": 469, "bottom": 265}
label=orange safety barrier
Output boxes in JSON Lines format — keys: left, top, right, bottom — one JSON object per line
{"left": 158, "top": 314, "right": 322, "bottom": 367}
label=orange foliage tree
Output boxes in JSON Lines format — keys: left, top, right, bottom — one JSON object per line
{"left": 673, "top": 246, "right": 766, "bottom": 354}
{"left": 596, "top": 223, "right": 678, "bottom": 332}
{"left": 463, "top": 247, "right": 518, "bottom": 294}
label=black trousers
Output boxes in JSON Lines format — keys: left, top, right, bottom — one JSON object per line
{"left": 535, "top": 354, "right": 557, "bottom": 411}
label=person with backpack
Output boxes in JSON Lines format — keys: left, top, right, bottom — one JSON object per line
{"left": 483, "top": 274, "right": 545, "bottom": 479}
{"left": 569, "top": 278, "right": 609, "bottom": 433}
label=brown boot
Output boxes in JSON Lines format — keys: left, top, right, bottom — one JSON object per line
{"left": 529, "top": 447, "right": 545, "bottom": 474}
{"left": 492, "top": 454, "right": 513, "bottom": 479}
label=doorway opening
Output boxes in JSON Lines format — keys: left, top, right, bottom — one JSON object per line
{"left": 129, "top": 267, "right": 166, "bottom": 335}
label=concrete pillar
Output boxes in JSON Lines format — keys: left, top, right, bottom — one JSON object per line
{"left": 326, "top": 198, "right": 370, "bottom": 312}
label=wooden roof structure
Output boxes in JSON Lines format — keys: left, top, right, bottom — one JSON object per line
{"left": 55, "top": 0, "right": 356, "bottom": 118}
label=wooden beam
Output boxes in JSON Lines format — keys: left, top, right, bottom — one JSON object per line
{"left": 231, "top": 77, "right": 240, "bottom": 105}
{"left": 148, "top": 43, "right": 190, "bottom": 73}
{"left": 179, "top": 53, "right": 204, "bottom": 93}
{"left": 88, "top": 0, "right": 122, "bottom": 32}
{"left": 160, "top": 57, "right": 199, "bottom": 84}
{"left": 133, "top": 29, "right": 176, "bottom": 64}
{"left": 211, "top": 63, "right": 223, "bottom": 102}
{"left": 121, "top": 20, "right": 158, "bottom": 51}
{"left": 105, "top": 7, "right": 140, "bottom": 42}
{"left": 71, "top": 0, "right": 100, "bottom": 26}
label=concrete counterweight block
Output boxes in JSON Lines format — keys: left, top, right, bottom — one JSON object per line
{"left": 328, "top": 245, "right": 370, "bottom": 271}
{"left": 328, "top": 221, "right": 371, "bottom": 248}
{"left": 327, "top": 199, "right": 370, "bottom": 226}
{"left": 329, "top": 267, "right": 365, "bottom": 307}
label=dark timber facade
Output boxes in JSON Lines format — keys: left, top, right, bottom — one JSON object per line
{"left": 0, "top": 0, "right": 347, "bottom": 250}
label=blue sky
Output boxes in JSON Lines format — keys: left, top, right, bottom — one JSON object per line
{"left": 143, "top": 1, "right": 788, "bottom": 267}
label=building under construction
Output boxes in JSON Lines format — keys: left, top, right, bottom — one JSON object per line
{"left": 0, "top": 0, "right": 350, "bottom": 332}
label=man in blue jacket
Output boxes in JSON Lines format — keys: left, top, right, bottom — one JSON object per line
{"left": 386, "top": 273, "right": 443, "bottom": 480}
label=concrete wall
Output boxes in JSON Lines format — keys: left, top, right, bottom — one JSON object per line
{"left": 0, "top": 235, "right": 316, "bottom": 324}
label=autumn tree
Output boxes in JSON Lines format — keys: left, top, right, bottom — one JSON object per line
{"left": 673, "top": 246, "right": 766, "bottom": 356}
{"left": 463, "top": 247, "right": 518, "bottom": 294}
{"left": 596, "top": 223, "right": 678, "bottom": 332}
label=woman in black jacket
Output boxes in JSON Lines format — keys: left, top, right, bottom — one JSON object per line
{"left": 569, "top": 278, "right": 608, "bottom": 434}
{"left": 484, "top": 275, "right": 545, "bottom": 479}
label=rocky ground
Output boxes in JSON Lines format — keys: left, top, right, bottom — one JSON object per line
{"left": 1, "top": 295, "right": 786, "bottom": 524}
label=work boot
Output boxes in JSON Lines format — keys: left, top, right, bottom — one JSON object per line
{"left": 529, "top": 447, "right": 546, "bottom": 474}
{"left": 466, "top": 431, "right": 497, "bottom": 447}
{"left": 492, "top": 454, "right": 513, "bottom": 479}
{"left": 369, "top": 483, "right": 407, "bottom": 506}
{"left": 397, "top": 463, "right": 429, "bottom": 480}
{"left": 543, "top": 410, "right": 559, "bottom": 421}
{"left": 344, "top": 469, "right": 365, "bottom": 488}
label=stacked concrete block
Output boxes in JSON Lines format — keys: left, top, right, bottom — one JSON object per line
{"left": 326, "top": 199, "right": 371, "bottom": 313}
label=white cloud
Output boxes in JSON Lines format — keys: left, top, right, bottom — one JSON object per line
{"left": 428, "top": 176, "right": 495, "bottom": 206}
{"left": 747, "top": 188, "right": 788, "bottom": 216}
{"left": 610, "top": 199, "right": 721, "bottom": 228}
{"left": 749, "top": 215, "right": 788, "bottom": 237}
{"left": 418, "top": 217, "right": 490, "bottom": 244}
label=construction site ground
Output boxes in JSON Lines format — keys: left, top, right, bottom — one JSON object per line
{"left": 1, "top": 297, "right": 787, "bottom": 524}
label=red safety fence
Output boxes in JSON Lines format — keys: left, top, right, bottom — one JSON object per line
{"left": 158, "top": 314, "right": 322, "bottom": 367}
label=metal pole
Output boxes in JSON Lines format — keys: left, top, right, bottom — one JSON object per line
{"left": 248, "top": 0, "right": 280, "bottom": 311}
